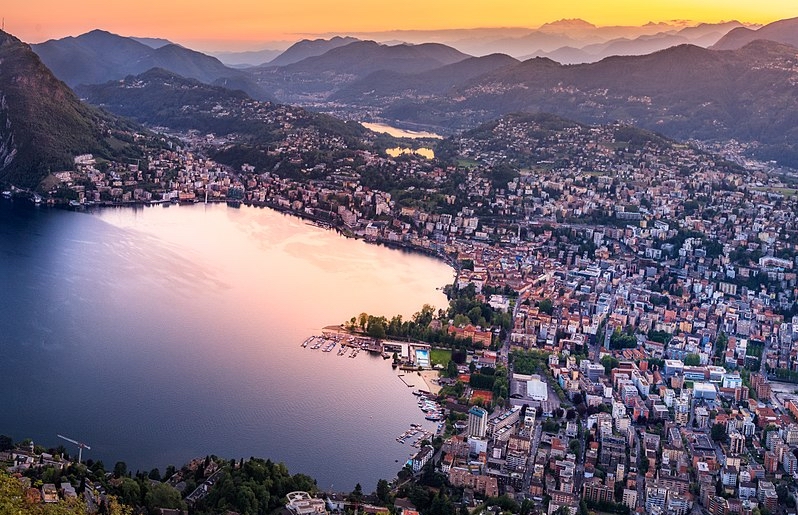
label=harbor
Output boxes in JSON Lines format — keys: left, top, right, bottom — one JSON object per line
{"left": 299, "top": 330, "right": 434, "bottom": 365}
{"left": 299, "top": 330, "right": 447, "bottom": 440}
{"left": 299, "top": 333, "right": 371, "bottom": 358}
{"left": 395, "top": 424, "right": 435, "bottom": 447}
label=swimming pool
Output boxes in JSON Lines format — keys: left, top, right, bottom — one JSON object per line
{"left": 415, "top": 349, "right": 430, "bottom": 368}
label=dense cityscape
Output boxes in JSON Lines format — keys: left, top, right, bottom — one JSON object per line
{"left": 5, "top": 98, "right": 798, "bottom": 515}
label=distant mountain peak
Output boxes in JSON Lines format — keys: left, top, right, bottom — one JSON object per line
{"left": 266, "top": 36, "right": 360, "bottom": 67}
{"left": 712, "top": 16, "right": 798, "bottom": 50}
{"left": 538, "top": 19, "right": 597, "bottom": 32}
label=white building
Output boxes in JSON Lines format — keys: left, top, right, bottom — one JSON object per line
{"left": 286, "top": 492, "right": 327, "bottom": 515}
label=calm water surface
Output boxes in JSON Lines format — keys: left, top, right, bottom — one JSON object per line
{"left": 361, "top": 122, "right": 442, "bottom": 140}
{"left": 0, "top": 201, "right": 452, "bottom": 491}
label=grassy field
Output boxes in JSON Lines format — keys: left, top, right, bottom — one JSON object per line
{"left": 430, "top": 348, "right": 452, "bottom": 366}
{"left": 457, "top": 158, "right": 480, "bottom": 168}
{"left": 752, "top": 186, "right": 798, "bottom": 197}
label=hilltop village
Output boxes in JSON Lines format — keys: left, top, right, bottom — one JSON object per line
{"left": 9, "top": 111, "right": 798, "bottom": 515}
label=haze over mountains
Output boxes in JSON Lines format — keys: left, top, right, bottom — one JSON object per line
{"left": 1, "top": 13, "right": 797, "bottom": 189}
{"left": 711, "top": 16, "right": 798, "bottom": 50}
{"left": 32, "top": 30, "right": 269, "bottom": 99}
{"left": 327, "top": 19, "right": 754, "bottom": 64}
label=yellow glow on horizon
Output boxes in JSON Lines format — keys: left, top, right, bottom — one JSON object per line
{"left": 5, "top": 0, "right": 797, "bottom": 50}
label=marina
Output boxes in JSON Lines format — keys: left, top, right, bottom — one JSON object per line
{"left": 299, "top": 332, "right": 383, "bottom": 359}
{"left": 395, "top": 426, "right": 435, "bottom": 447}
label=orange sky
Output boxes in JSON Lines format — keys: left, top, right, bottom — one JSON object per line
{"left": 5, "top": 0, "right": 796, "bottom": 50}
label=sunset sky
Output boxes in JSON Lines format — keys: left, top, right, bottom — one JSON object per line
{"left": 5, "top": 0, "right": 797, "bottom": 51}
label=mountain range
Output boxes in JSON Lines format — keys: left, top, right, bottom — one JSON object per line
{"left": 31, "top": 30, "right": 269, "bottom": 99}
{"left": 0, "top": 30, "right": 143, "bottom": 188}
{"left": 3, "top": 14, "right": 798, "bottom": 188}
{"left": 338, "top": 19, "right": 754, "bottom": 63}
{"left": 370, "top": 40, "right": 798, "bottom": 166}
{"left": 712, "top": 16, "right": 798, "bottom": 50}
{"left": 249, "top": 40, "right": 471, "bottom": 103}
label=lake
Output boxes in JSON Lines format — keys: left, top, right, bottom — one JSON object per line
{"left": 361, "top": 122, "right": 443, "bottom": 140}
{"left": 0, "top": 200, "right": 453, "bottom": 491}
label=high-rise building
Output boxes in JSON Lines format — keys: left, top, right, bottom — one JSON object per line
{"left": 645, "top": 484, "right": 667, "bottom": 513}
{"left": 729, "top": 431, "right": 745, "bottom": 455}
{"left": 622, "top": 488, "right": 638, "bottom": 510}
{"left": 783, "top": 452, "right": 798, "bottom": 475}
{"left": 468, "top": 406, "right": 488, "bottom": 438}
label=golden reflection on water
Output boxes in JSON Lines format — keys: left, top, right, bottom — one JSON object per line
{"left": 386, "top": 147, "right": 435, "bottom": 159}
{"left": 361, "top": 122, "right": 442, "bottom": 139}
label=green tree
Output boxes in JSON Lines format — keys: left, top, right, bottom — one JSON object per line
{"left": 684, "top": 353, "right": 701, "bottom": 366}
{"left": 113, "top": 461, "right": 128, "bottom": 478}
{"left": 446, "top": 360, "right": 458, "bottom": 378}
{"left": 144, "top": 483, "right": 184, "bottom": 514}
{"left": 538, "top": 299, "right": 554, "bottom": 315}
{"left": 376, "top": 479, "right": 390, "bottom": 505}
{"left": 349, "top": 483, "right": 364, "bottom": 502}
{"left": 715, "top": 332, "right": 728, "bottom": 358}
{"left": 116, "top": 478, "right": 141, "bottom": 507}
{"left": 711, "top": 422, "right": 727, "bottom": 442}
{"left": 0, "top": 435, "right": 13, "bottom": 452}
{"left": 601, "top": 355, "right": 619, "bottom": 375}
{"left": 367, "top": 320, "right": 386, "bottom": 339}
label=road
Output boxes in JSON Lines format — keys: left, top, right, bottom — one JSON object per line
{"left": 520, "top": 423, "right": 543, "bottom": 499}
{"left": 635, "top": 430, "right": 645, "bottom": 511}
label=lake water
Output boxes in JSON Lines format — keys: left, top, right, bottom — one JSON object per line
{"left": 361, "top": 122, "right": 442, "bottom": 140}
{"left": 386, "top": 147, "right": 435, "bottom": 159}
{"left": 0, "top": 200, "right": 452, "bottom": 491}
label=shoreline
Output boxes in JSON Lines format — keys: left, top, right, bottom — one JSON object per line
{"left": 72, "top": 197, "right": 461, "bottom": 273}
{"left": 318, "top": 325, "right": 443, "bottom": 396}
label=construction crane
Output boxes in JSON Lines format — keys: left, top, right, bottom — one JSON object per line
{"left": 57, "top": 434, "right": 91, "bottom": 463}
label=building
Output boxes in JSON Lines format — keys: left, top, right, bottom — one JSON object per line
{"left": 468, "top": 406, "right": 488, "bottom": 438}
{"left": 783, "top": 451, "right": 798, "bottom": 475}
{"left": 411, "top": 446, "right": 434, "bottom": 473}
{"left": 666, "top": 493, "right": 691, "bottom": 515}
{"left": 448, "top": 468, "right": 499, "bottom": 497}
{"left": 694, "top": 382, "right": 718, "bottom": 400}
{"left": 600, "top": 435, "right": 627, "bottom": 470}
{"left": 526, "top": 375, "right": 549, "bottom": 401}
{"left": 645, "top": 484, "right": 667, "bottom": 513}
{"left": 582, "top": 478, "right": 613, "bottom": 503}
{"left": 764, "top": 451, "right": 778, "bottom": 474}
{"left": 488, "top": 406, "right": 521, "bottom": 437}
{"left": 41, "top": 484, "right": 58, "bottom": 504}
{"left": 286, "top": 492, "right": 327, "bottom": 515}
{"left": 622, "top": 488, "right": 638, "bottom": 509}
{"left": 720, "top": 466, "right": 737, "bottom": 488}
{"left": 728, "top": 431, "right": 745, "bottom": 455}
{"left": 708, "top": 495, "right": 727, "bottom": 515}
